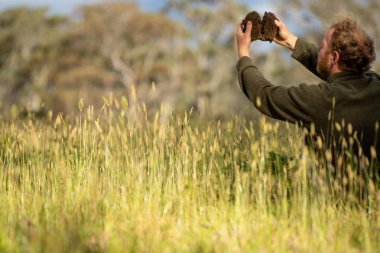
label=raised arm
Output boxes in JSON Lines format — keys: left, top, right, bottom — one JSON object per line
{"left": 236, "top": 56, "right": 329, "bottom": 127}
{"left": 235, "top": 19, "right": 331, "bottom": 128}
{"left": 273, "top": 16, "right": 298, "bottom": 50}
{"left": 291, "top": 39, "right": 324, "bottom": 79}
{"left": 274, "top": 15, "right": 325, "bottom": 80}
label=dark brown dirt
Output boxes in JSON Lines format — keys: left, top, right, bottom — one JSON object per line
{"left": 242, "top": 11, "right": 278, "bottom": 42}
{"left": 261, "top": 12, "right": 278, "bottom": 42}
{"left": 242, "top": 11, "right": 262, "bottom": 41}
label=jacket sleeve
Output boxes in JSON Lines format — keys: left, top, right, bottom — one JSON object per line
{"left": 291, "top": 38, "right": 325, "bottom": 80}
{"left": 236, "top": 56, "right": 331, "bottom": 127}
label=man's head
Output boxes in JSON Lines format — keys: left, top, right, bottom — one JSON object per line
{"left": 317, "top": 18, "right": 376, "bottom": 79}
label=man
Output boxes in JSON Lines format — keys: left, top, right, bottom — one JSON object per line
{"left": 236, "top": 16, "right": 379, "bottom": 163}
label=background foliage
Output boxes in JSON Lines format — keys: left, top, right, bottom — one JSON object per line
{"left": 0, "top": 1, "right": 380, "bottom": 252}
{"left": 0, "top": 0, "right": 379, "bottom": 118}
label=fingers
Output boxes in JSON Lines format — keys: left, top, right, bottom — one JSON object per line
{"left": 273, "top": 38, "right": 286, "bottom": 47}
{"left": 272, "top": 13, "right": 281, "bottom": 21}
{"left": 236, "top": 20, "right": 244, "bottom": 35}
{"left": 272, "top": 13, "right": 285, "bottom": 29}
{"left": 245, "top": 21, "right": 252, "bottom": 34}
{"left": 236, "top": 20, "right": 252, "bottom": 36}
{"left": 274, "top": 19, "right": 284, "bottom": 29}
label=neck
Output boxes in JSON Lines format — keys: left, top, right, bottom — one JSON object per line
{"left": 330, "top": 63, "right": 343, "bottom": 75}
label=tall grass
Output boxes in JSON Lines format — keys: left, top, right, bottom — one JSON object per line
{"left": 0, "top": 95, "right": 379, "bottom": 252}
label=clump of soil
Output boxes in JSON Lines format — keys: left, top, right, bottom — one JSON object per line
{"left": 242, "top": 11, "right": 278, "bottom": 42}
{"left": 242, "top": 11, "right": 262, "bottom": 41}
{"left": 261, "top": 12, "right": 278, "bottom": 41}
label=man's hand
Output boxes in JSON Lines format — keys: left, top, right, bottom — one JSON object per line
{"left": 236, "top": 20, "right": 252, "bottom": 58}
{"left": 273, "top": 15, "right": 298, "bottom": 50}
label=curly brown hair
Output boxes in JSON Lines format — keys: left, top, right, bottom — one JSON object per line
{"left": 329, "top": 18, "right": 376, "bottom": 74}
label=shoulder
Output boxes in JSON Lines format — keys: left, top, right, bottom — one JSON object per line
{"left": 364, "top": 70, "right": 380, "bottom": 80}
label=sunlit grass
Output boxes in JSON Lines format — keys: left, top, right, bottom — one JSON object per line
{"left": 0, "top": 95, "right": 379, "bottom": 252}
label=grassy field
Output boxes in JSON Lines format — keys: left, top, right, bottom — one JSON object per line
{"left": 0, "top": 96, "right": 379, "bottom": 253}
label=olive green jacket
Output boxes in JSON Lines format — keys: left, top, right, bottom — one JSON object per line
{"left": 236, "top": 38, "right": 380, "bottom": 159}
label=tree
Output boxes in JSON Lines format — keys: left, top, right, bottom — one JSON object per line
{"left": 0, "top": 4, "right": 186, "bottom": 114}
{"left": 0, "top": 7, "right": 68, "bottom": 113}
{"left": 162, "top": 0, "right": 251, "bottom": 117}
{"left": 72, "top": 3, "right": 182, "bottom": 88}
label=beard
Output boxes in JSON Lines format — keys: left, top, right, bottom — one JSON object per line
{"left": 317, "top": 54, "right": 333, "bottom": 80}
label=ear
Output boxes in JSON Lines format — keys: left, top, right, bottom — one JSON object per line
{"left": 331, "top": 50, "right": 340, "bottom": 64}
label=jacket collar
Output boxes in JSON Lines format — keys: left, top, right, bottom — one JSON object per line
{"left": 327, "top": 72, "right": 364, "bottom": 83}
